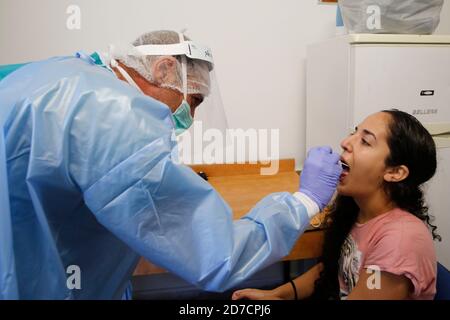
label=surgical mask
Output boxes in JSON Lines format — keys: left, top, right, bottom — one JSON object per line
{"left": 172, "top": 100, "right": 193, "bottom": 136}
{"left": 171, "top": 32, "right": 193, "bottom": 136}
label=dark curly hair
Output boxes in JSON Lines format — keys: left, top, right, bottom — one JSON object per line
{"left": 311, "top": 109, "right": 441, "bottom": 300}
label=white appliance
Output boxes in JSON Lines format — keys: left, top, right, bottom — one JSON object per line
{"left": 306, "top": 34, "right": 450, "bottom": 269}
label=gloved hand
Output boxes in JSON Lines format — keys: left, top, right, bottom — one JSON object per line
{"left": 299, "top": 146, "right": 342, "bottom": 211}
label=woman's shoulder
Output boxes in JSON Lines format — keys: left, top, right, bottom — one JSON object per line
{"left": 360, "top": 208, "right": 436, "bottom": 267}
{"left": 361, "top": 209, "right": 437, "bottom": 300}
{"left": 384, "top": 208, "right": 429, "bottom": 230}
{"left": 375, "top": 208, "right": 434, "bottom": 247}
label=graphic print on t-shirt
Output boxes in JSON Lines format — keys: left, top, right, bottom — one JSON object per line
{"left": 339, "top": 235, "right": 362, "bottom": 299}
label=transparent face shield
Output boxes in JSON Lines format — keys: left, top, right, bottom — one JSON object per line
{"left": 185, "top": 66, "right": 228, "bottom": 135}
{"left": 174, "top": 35, "right": 229, "bottom": 165}
{"left": 177, "top": 67, "right": 231, "bottom": 165}
{"left": 107, "top": 35, "right": 229, "bottom": 164}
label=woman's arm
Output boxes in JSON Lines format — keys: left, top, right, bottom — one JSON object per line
{"left": 232, "top": 263, "right": 323, "bottom": 300}
{"left": 347, "top": 269, "right": 412, "bottom": 300}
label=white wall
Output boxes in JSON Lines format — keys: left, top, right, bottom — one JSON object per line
{"left": 1, "top": 0, "right": 450, "bottom": 168}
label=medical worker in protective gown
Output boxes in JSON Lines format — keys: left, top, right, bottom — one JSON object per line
{"left": 0, "top": 30, "right": 342, "bottom": 299}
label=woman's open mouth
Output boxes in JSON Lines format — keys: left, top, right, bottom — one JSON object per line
{"left": 340, "top": 159, "right": 350, "bottom": 181}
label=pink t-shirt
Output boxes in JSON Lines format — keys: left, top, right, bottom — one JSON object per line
{"left": 338, "top": 208, "right": 437, "bottom": 300}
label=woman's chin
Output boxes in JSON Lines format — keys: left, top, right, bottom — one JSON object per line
{"left": 337, "top": 185, "right": 351, "bottom": 196}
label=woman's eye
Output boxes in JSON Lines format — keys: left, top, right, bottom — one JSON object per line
{"left": 361, "top": 139, "right": 370, "bottom": 146}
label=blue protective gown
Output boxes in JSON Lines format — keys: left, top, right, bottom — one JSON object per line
{"left": 0, "top": 54, "right": 311, "bottom": 299}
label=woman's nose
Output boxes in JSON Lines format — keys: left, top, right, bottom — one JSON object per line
{"left": 340, "top": 135, "right": 353, "bottom": 153}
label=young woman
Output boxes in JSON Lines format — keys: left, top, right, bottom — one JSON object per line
{"left": 232, "top": 109, "right": 440, "bottom": 300}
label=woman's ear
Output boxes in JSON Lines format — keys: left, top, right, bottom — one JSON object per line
{"left": 151, "top": 56, "right": 178, "bottom": 85}
{"left": 384, "top": 165, "right": 409, "bottom": 183}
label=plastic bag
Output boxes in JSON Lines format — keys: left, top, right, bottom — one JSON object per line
{"left": 338, "top": 0, "right": 444, "bottom": 34}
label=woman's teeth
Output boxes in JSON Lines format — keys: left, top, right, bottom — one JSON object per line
{"left": 341, "top": 161, "right": 350, "bottom": 171}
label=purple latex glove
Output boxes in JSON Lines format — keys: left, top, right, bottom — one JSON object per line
{"left": 299, "top": 146, "right": 342, "bottom": 211}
